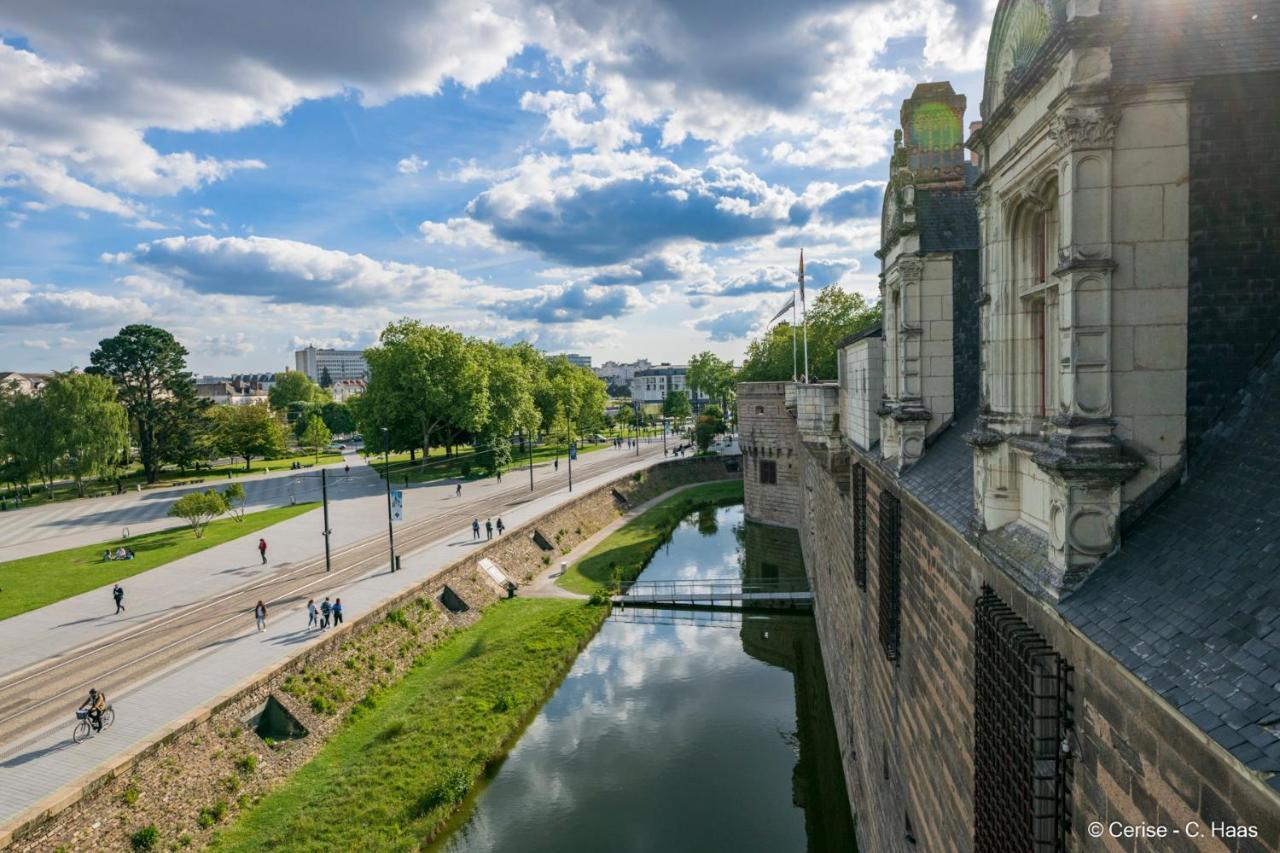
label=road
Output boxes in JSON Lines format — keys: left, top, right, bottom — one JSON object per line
{"left": 0, "top": 461, "right": 352, "bottom": 562}
{"left": 0, "top": 440, "right": 668, "bottom": 755}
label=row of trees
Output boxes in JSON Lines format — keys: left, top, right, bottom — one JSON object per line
{"left": 356, "top": 320, "right": 608, "bottom": 473}
{"left": 1, "top": 325, "right": 359, "bottom": 495}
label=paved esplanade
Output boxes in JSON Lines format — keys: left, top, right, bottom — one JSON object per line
{"left": 0, "top": 442, "right": 676, "bottom": 835}
{"left": 0, "top": 462, "right": 354, "bottom": 562}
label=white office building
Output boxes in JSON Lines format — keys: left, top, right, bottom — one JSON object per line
{"left": 632, "top": 365, "right": 709, "bottom": 406}
{"left": 294, "top": 345, "right": 368, "bottom": 383}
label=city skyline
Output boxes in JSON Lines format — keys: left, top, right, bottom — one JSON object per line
{"left": 0, "top": 0, "right": 993, "bottom": 374}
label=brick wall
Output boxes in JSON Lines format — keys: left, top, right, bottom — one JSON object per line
{"left": 1187, "top": 71, "right": 1280, "bottom": 456}
{"left": 750, "top": 381, "right": 1280, "bottom": 851}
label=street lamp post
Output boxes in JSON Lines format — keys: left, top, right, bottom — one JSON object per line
{"left": 382, "top": 427, "right": 395, "bottom": 573}
{"left": 564, "top": 412, "right": 574, "bottom": 492}
{"left": 320, "top": 467, "right": 332, "bottom": 572}
{"left": 527, "top": 431, "right": 534, "bottom": 492}
{"left": 662, "top": 417, "right": 667, "bottom": 456}
{"left": 634, "top": 400, "right": 640, "bottom": 457}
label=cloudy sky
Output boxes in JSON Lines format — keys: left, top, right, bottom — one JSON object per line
{"left": 0, "top": 0, "right": 994, "bottom": 375}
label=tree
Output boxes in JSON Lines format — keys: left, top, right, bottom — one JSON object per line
{"left": 88, "top": 325, "right": 198, "bottom": 483}
{"left": 211, "top": 404, "right": 287, "bottom": 470}
{"left": 535, "top": 356, "right": 608, "bottom": 441}
{"left": 319, "top": 366, "right": 333, "bottom": 388}
{"left": 168, "top": 489, "right": 227, "bottom": 538}
{"left": 0, "top": 386, "right": 58, "bottom": 490}
{"left": 222, "top": 482, "right": 247, "bottom": 521}
{"left": 475, "top": 342, "right": 541, "bottom": 473}
{"left": 663, "top": 389, "right": 692, "bottom": 421}
{"left": 694, "top": 417, "right": 718, "bottom": 453}
{"left": 687, "top": 351, "right": 737, "bottom": 413}
{"left": 300, "top": 415, "right": 332, "bottom": 463}
{"left": 319, "top": 401, "right": 356, "bottom": 436}
{"left": 361, "top": 321, "right": 489, "bottom": 459}
{"left": 43, "top": 373, "right": 129, "bottom": 497}
{"left": 268, "top": 371, "right": 329, "bottom": 413}
{"left": 738, "top": 285, "right": 881, "bottom": 382}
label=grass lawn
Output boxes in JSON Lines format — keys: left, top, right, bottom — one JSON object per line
{"left": 556, "top": 479, "right": 744, "bottom": 595}
{"left": 212, "top": 598, "right": 606, "bottom": 852}
{"left": 0, "top": 502, "right": 317, "bottom": 621}
{"left": 3, "top": 452, "right": 344, "bottom": 509}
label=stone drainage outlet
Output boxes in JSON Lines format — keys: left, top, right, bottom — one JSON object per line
{"left": 439, "top": 585, "right": 471, "bottom": 614}
{"left": 244, "top": 694, "right": 309, "bottom": 744}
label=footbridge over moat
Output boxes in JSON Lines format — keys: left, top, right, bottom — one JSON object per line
{"left": 610, "top": 577, "right": 813, "bottom": 611}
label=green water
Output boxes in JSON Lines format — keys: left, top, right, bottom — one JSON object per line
{"left": 432, "top": 505, "right": 856, "bottom": 852}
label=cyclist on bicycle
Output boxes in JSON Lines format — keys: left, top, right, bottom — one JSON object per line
{"left": 79, "top": 688, "right": 107, "bottom": 732}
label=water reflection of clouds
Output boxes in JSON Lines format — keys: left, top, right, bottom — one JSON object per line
{"left": 440, "top": 616, "right": 803, "bottom": 852}
{"left": 436, "top": 503, "right": 815, "bottom": 853}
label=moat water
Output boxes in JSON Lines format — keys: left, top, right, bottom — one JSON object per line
{"left": 431, "top": 505, "right": 856, "bottom": 852}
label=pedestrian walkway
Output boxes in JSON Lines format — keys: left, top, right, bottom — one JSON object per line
{"left": 0, "top": 447, "right": 682, "bottom": 835}
{"left": 0, "top": 456, "right": 363, "bottom": 562}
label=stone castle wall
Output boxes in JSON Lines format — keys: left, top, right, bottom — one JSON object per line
{"left": 740, "top": 382, "right": 1280, "bottom": 852}
{"left": 739, "top": 381, "right": 802, "bottom": 529}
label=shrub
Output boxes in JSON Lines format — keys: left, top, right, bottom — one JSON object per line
{"left": 196, "top": 799, "right": 228, "bottom": 829}
{"left": 385, "top": 609, "right": 410, "bottom": 629}
{"left": 541, "top": 555, "right": 551, "bottom": 565}
{"left": 236, "top": 754, "right": 257, "bottom": 774}
{"left": 177, "top": 836, "right": 192, "bottom": 848}
{"left": 222, "top": 775, "right": 240, "bottom": 793}
{"left": 129, "top": 824, "right": 159, "bottom": 851}
{"left": 121, "top": 783, "right": 139, "bottom": 807}
{"left": 310, "top": 695, "right": 336, "bottom": 715}
{"left": 492, "top": 692, "right": 516, "bottom": 713}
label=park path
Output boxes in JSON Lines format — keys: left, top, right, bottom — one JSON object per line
{"left": 0, "top": 441, "right": 682, "bottom": 838}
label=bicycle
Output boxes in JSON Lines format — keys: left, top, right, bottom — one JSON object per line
{"left": 72, "top": 705, "right": 115, "bottom": 743}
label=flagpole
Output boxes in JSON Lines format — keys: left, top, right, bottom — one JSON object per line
{"left": 791, "top": 292, "right": 798, "bottom": 382}
{"left": 800, "top": 249, "right": 810, "bottom": 383}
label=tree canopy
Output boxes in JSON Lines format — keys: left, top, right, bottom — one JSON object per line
{"left": 87, "top": 324, "right": 198, "bottom": 483}
{"left": 269, "top": 371, "right": 329, "bottom": 412}
{"left": 663, "top": 389, "right": 692, "bottom": 420}
{"left": 43, "top": 373, "right": 129, "bottom": 496}
{"left": 687, "top": 351, "right": 736, "bottom": 410}
{"left": 738, "top": 285, "right": 881, "bottom": 382}
{"left": 211, "top": 404, "right": 288, "bottom": 470}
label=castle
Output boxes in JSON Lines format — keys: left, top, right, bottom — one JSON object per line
{"left": 739, "top": 1, "right": 1280, "bottom": 848}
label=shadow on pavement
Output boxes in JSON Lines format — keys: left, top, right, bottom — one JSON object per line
{"left": 1, "top": 737, "right": 78, "bottom": 768}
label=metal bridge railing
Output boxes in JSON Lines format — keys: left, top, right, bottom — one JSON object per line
{"left": 617, "top": 577, "right": 811, "bottom": 599}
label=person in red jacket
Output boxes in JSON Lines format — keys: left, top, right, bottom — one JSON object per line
{"left": 258, "top": 538, "right": 267, "bottom": 564}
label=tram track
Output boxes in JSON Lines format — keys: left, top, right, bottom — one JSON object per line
{"left": 0, "top": 445, "right": 665, "bottom": 752}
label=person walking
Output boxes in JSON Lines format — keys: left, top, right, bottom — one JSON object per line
{"left": 112, "top": 584, "right": 125, "bottom": 614}
{"left": 307, "top": 598, "right": 318, "bottom": 630}
{"left": 456, "top": 482, "right": 462, "bottom": 498}
{"left": 332, "top": 598, "right": 344, "bottom": 626}
{"left": 554, "top": 458, "right": 559, "bottom": 472}
{"left": 496, "top": 517, "right": 505, "bottom": 536}
{"left": 258, "top": 538, "right": 268, "bottom": 565}
{"left": 485, "top": 518, "right": 493, "bottom": 540}
{"left": 254, "top": 600, "right": 267, "bottom": 632}
{"left": 320, "top": 597, "right": 332, "bottom": 629}
{"left": 496, "top": 469, "right": 502, "bottom": 483}
{"left": 472, "top": 518, "right": 481, "bottom": 540}
{"left": 344, "top": 463, "right": 350, "bottom": 476}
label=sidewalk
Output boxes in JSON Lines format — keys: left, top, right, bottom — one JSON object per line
{"left": 0, "top": 446, "right": 681, "bottom": 831}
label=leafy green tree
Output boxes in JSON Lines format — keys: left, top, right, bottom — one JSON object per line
{"left": 222, "top": 482, "right": 247, "bottom": 521}
{"left": 361, "top": 321, "right": 489, "bottom": 458}
{"left": 319, "top": 401, "right": 356, "bottom": 436}
{"left": 694, "top": 417, "right": 718, "bottom": 453}
{"left": 268, "top": 371, "right": 329, "bottom": 413}
{"left": 155, "top": 393, "right": 214, "bottom": 472}
{"left": 687, "top": 352, "right": 736, "bottom": 412}
{"left": 0, "top": 385, "right": 58, "bottom": 490}
{"left": 738, "top": 285, "right": 881, "bottom": 382}
{"left": 88, "top": 324, "right": 198, "bottom": 483}
{"left": 211, "top": 404, "right": 287, "bottom": 471}
{"left": 168, "top": 489, "right": 228, "bottom": 538}
{"left": 535, "top": 356, "right": 608, "bottom": 439}
{"left": 319, "top": 366, "right": 333, "bottom": 388}
{"left": 43, "top": 373, "right": 129, "bottom": 496}
{"left": 662, "top": 389, "right": 691, "bottom": 421}
{"left": 300, "top": 415, "right": 333, "bottom": 463}
{"left": 475, "top": 342, "right": 541, "bottom": 473}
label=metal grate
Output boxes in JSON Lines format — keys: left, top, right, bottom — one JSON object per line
{"left": 853, "top": 464, "right": 868, "bottom": 591}
{"left": 877, "top": 489, "right": 901, "bottom": 662}
{"left": 759, "top": 459, "right": 777, "bottom": 484}
{"left": 974, "top": 586, "right": 1073, "bottom": 853}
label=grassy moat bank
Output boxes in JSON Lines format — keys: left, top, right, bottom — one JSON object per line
{"left": 556, "top": 479, "right": 744, "bottom": 595}
{"left": 211, "top": 598, "right": 608, "bottom": 852}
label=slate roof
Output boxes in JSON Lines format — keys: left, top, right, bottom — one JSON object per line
{"left": 1109, "top": 0, "right": 1280, "bottom": 84}
{"left": 917, "top": 186, "right": 980, "bottom": 254}
{"left": 899, "top": 411, "right": 978, "bottom": 533}
{"left": 1059, "top": 346, "right": 1280, "bottom": 786}
{"left": 835, "top": 323, "right": 883, "bottom": 351}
